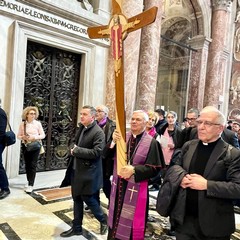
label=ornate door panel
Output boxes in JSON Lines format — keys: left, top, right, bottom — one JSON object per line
{"left": 19, "top": 41, "right": 81, "bottom": 173}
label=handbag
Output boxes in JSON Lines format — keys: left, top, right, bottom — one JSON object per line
{"left": 39, "top": 141, "right": 45, "bottom": 154}
{"left": 24, "top": 121, "right": 41, "bottom": 152}
{"left": 4, "top": 119, "right": 16, "bottom": 146}
{"left": 25, "top": 141, "right": 41, "bottom": 152}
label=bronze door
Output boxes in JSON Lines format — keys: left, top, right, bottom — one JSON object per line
{"left": 19, "top": 41, "right": 81, "bottom": 173}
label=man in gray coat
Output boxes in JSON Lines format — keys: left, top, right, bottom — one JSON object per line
{"left": 169, "top": 106, "right": 240, "bottom": 240}
{"left": 60, "top": 105, "right": 107, "bottom": 237}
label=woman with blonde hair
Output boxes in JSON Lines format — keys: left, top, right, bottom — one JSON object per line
{"left": 17, "top": 106, "right": 45, "bottom": 193}
{"left": 146, "top": 111, "right": 159, "bottom": 139}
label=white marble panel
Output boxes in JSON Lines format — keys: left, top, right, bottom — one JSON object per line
{"left": 0, "top": 15, "right": 109, "bottom": 178}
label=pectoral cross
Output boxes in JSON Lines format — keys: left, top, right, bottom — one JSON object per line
{"left": 87, "top": 0, "right": 157, "bottom": 175}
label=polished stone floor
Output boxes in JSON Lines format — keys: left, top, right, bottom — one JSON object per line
{"left": 0, "top": 170, "right": 239, "bottom": 240}
{"left": 1, "top": 170, "right": 175, "bottom": 240}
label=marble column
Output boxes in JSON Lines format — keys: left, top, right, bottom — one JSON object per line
{"left": 204, "top": 0, "right": 232, "bottom": 107}
{"left": 135, "top": 0, "right": 163, "bottom": 112}
{"left": 105, "top": 0, "right": 144, "bottom": 121}
{"left": 188, "top": 35, "right": 211, "bottom": 111}
{"left": 122, "top": 0, "right": 144, "bottom": 122}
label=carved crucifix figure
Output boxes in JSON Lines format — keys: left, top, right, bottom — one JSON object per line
{"left": 87, "top": 0, "right": 157, "bottom": 175}
{"left": 98, "top": 14, "right": 140, "bottom": 76}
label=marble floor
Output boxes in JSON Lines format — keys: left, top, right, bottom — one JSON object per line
{"left": 1, "top": 170, "right": 174, "bottom": 240}
{"left": 1, "top": 170, "right": 239, "bottom": 240}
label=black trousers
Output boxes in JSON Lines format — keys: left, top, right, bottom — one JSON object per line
{"left": 175, "top": 215, "right": 231, "bottom": 240}
{"left": 72, "top": 193, "right": 106, "bottom": 231}
{"left": 23, "top": 146, "right": 40, "bottom": 186}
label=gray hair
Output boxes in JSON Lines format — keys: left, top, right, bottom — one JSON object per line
{"left": 82, "top": 105, "right": 96, "bottom": 116}
{"left": 166, "top": 111, "right": 178, "bottom": 120}
{"left": 187, "top": 108, "right": 199, "bottom": 117}
{"left": 96, "top": 105, "right": 109, "bottom": 116}
{"left": 132, "top": 110, "right": 149, "bottom": 122}
{"left": 200, "top": 106, "right": 226, "bottom": 125}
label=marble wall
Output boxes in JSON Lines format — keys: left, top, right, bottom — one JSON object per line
{"left": 0, "top": 0, "right": 110, "bottom": 178}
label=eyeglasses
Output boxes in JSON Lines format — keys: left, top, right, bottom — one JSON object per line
{"left": 96, "top": 110, "right": 104, "bottom": 113}
{"left": 186, "top": 117, "right": 197, "bottom": 121}
{"left": 28, "top": 112, "right": 36, "bottom": 115}
{"left": 196, "top": 120, "right": 221, "bottom": 127}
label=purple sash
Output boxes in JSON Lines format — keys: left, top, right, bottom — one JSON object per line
{"left": 108, "top": 132, "right": 152, "bottom": 239}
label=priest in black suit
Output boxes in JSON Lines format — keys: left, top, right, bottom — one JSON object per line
{"left": 169, "top": 106, "right": 240, "bottom": 240}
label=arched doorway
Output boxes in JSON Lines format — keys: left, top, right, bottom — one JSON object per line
{"left": 155, "top": 0, "right": 203, "bottom": 123}
{"left": 156, "top": 17, "right": 192, "bottom": 122}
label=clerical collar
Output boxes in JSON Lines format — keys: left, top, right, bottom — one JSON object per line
{"left": 132, "top": 131, "right": 144, "bottom": 139}
{"left": 200, "top": 138, "right": 220, "bottom": 146}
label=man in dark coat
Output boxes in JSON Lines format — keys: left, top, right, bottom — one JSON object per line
{"left": 60, "top": 105, "right": 107, "bottom": 237}
{"left": 177, "top": 108, "right": 199, "bottom": 148}
{"left": 169, "top": 106, "right": 240, "bottom": 240}
{"left": 182, "top": 124, "right": 240, "bottom": 149}
{"left": 95, "top": 105, "right": 116, "bottom": 202}
{"left": 177, "top": 107, "right": 239, "bottom": 149}
{"left": 107, "top": 110, "right": 164, "bottom": 240}
{"left": 0, "top": 100, "right": 11, "bottom": 199}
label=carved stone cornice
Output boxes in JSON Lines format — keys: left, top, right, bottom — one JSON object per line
{"left": 211, "top": 0, "right": 232, "bottom": 11}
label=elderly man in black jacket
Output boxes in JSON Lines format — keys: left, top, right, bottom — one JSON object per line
{"left": 95, "top": 105, "right": 116, "bottom": 202}
{"left": 177, "top": 107, "right": 239, "bottom": 149}
{"left": 60, "top": 105, "right": 107, "bottom": 237}
{"left": 167, "top": 106, "right": 240, "bottom": 240}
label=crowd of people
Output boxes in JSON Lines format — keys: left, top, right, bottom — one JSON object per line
{"left": 56, "top": 105, "right": 240, "bottom": 239}
{"left": 1, "top": 102, "right": 240, "bottom": 240}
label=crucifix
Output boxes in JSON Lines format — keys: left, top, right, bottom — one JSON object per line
{"left": 87, "top": 0, "right": 157, "bottom": 175}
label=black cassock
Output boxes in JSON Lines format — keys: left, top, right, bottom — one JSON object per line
{"left": 107, "top": 132, "right": 165, "bottom": 240}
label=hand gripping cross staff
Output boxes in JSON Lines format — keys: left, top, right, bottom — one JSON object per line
{"left": 87, "top": 0, "right": 157, "bottom": 176}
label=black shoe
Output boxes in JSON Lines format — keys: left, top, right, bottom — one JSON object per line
{"left": 100, "top": 222, "right": 108, "bottom": 235}
{"left": 60, "top": 228, "right": 82, "bottom": 237}
{"left": 85, "top": 206, "right": 92, "bottom": 213}
{"left": 0, "top": 190, "right": 10, "bottom": 200}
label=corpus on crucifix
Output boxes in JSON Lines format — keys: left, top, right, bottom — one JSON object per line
{"left": 87, "top": 0, "right": 157, "bottom": 175}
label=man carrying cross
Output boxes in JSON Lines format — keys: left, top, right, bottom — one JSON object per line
{"left": 87, "top": 2, "right": 161, "bottom": 238}
{"left": 108, "top": 110, "right": 164, "bottom": 239}
{"left": 87, "top": 0, "right": 158, "bottom": 177}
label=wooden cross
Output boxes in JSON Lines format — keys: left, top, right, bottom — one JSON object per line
{"left": 87, "top": 0, "right": 157, "bottom": 175}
